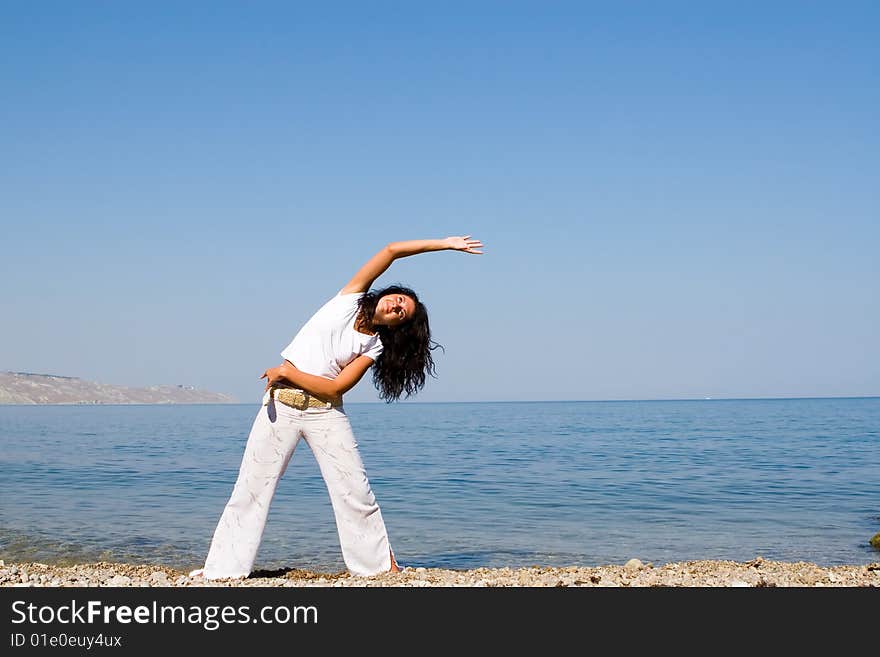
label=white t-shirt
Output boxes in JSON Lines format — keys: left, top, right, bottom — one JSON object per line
{"left": 280, "top": 292, "right": 384, "bottom": 379}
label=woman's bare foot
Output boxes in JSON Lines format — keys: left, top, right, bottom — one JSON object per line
{"left": 389, "top": 550, "right": 401, "bottom": 573}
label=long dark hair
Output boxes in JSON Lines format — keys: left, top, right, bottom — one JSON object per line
{"left": 357, "top": 285, "right": 441, "bottom": 402}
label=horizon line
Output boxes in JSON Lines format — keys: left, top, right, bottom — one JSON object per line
{"left": 3, "top": 395, "right": 878, "bottom": 407}
{"left": 347, "top": 394, "right": 880, "bottom": 404}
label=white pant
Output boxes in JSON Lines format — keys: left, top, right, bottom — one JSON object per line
{"left": 200, "top": 393, "right": 393, "bottom": 578}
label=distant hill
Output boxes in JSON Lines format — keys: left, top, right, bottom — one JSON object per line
{"left": 0, "top": 372, "right": 237, "bottom": 405}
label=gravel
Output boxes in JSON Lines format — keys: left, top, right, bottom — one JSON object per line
{"left": 2, "top": 557, "right": 878, "bottom": 587}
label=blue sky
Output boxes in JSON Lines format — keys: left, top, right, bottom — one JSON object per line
{"left": 2, "top": 1, "right": 877, "bottom": 403}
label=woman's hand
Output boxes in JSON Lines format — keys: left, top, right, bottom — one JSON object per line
{"left": 445, "top": 235, "right": 484, "bottom": 254}
{"left": 260, "top": 364, "right": 288, "bottom": 391}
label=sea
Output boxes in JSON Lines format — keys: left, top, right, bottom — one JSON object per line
{"left": 1, "top": 398, "right": 878, "bottom": 573}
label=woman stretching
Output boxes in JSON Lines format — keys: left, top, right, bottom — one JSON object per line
{"left": 191, "top": 235, "right": 484, "bottom": 579}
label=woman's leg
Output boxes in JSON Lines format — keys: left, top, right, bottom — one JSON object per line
{"left": 304, "top": 407, "right": 395, "bottom": 576}
{"left": 200, "top": 401, "right": 302, "bottom": 579}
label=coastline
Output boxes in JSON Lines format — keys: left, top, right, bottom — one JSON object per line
{"left": 3, "top": 558, "right": 878, "bottom": 587}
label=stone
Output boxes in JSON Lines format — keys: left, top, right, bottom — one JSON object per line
{"left": 149, "top": 571, "right": 170, "bottom": 584}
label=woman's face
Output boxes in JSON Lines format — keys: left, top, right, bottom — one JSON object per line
{"left": 375, "top": 293, "right": 416, "bottom": 327}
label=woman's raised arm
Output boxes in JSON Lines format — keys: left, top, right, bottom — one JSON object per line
{"left": 340, "top": 236, "right": 483, "bottom": 294}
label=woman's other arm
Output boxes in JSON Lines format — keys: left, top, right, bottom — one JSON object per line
{"left": 340, "top": 236, "right": 483, "bottom": 294}
{"left": 260, "top": 357, "right": 374, "bottom": 400}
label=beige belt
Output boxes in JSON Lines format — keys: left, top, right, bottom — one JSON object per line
{"left": 268, "top": 386, "right": 338, "bottom": 410}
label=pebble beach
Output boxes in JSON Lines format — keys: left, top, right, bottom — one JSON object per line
{"left": 3, "top": 558, "right": 878, "bottom": 587}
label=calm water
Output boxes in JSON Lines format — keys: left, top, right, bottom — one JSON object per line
{"left": 1, "top": 398, "right": 878, "bottom": 572}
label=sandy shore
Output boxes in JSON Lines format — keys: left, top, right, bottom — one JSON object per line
{"left": 2, "top": 557, "right": 878, "bottom": 587}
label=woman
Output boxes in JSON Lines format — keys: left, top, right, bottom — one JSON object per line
{"left": 190, "top": 235, "right": 484, "bottom": 579}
